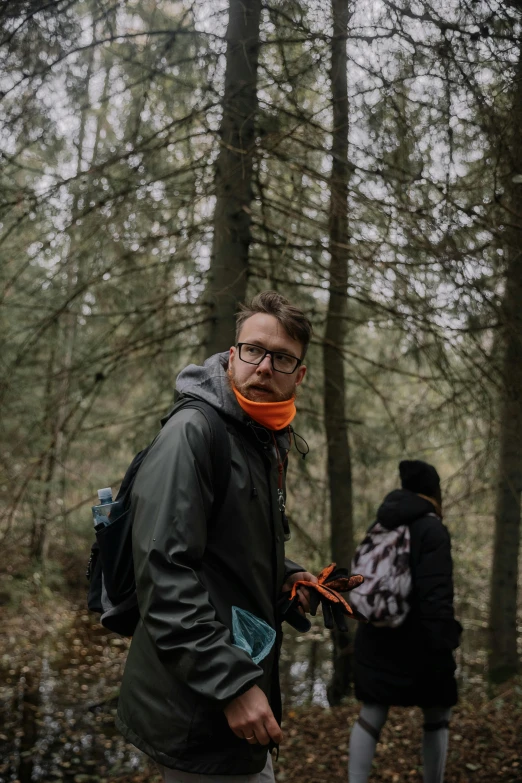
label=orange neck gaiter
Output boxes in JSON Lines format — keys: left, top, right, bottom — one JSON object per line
{"left": 232, "top": 385, "right": 296, "bottom": 431}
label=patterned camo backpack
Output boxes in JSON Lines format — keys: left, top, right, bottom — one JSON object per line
{"left": 349, "top": 522, "right": 412, "bottom": 628}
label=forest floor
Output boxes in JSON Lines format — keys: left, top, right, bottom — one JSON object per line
{"left": 274, "top": 695, "right": 522, "bottom": 783}
{"left": 0, "top": 579, "right": 521, "bottom": 783}
{"left": 121, "top": 694, "right": 522, "bottom": 783}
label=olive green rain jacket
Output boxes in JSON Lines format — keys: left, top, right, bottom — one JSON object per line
{"left": 116, "top": 352, "right": 304, "bottom": 775}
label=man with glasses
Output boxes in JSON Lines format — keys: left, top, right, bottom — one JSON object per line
{"left": 117, "top": 291, "right": 316, "bottom": 782}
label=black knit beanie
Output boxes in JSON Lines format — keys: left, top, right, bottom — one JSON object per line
{"left": 399, "top": 460, "right": 441, "bottom": 502}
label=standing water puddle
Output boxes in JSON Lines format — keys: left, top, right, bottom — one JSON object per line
{"left": 0, "top": 609, "right": 147, "bottom": 782}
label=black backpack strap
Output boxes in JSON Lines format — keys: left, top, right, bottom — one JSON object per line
{"left": 168, "top": 397, "right": 232, "bottom": 518}
{"left": 114, "top": 446, "right": 152, "bottom": 501}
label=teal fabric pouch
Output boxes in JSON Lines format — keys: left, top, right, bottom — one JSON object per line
{"left": 231, "top": 607, "right": 276, "bottom": 664}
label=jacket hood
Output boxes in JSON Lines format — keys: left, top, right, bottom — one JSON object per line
{"left": 175, "top": 352, "right": 296, "bottom": 457}
{"left": 175, "top": 351, "right": 244, "bottom": 422}
{"left": 376, "top": 488, "right": 438, "bottom": 530}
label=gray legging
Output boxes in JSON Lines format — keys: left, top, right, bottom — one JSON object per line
{"left": 349, "top": 704, "right": 451, "bottom": 783}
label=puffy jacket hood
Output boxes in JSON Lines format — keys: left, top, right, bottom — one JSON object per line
{"left": 175, "top": 351, "right": 244, "bottom": 423}
{"left": 377, "top": 488, "right": 437, "bottom": 530}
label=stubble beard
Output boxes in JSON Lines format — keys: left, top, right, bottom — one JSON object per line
{"left": 227, "top": 366, "right": 295, "bottom": 403}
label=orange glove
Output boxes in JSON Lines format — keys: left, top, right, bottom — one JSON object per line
{"left": 290, "top": 563, "right": 367, "bottom": 630}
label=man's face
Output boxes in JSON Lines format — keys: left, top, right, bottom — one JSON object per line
{"left": 228, "top": 313, "right": 307, "bottom": 402}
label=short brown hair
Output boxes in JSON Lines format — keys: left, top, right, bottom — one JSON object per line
{"left": 235, "top": 291, "right": 313, "bottom": 357}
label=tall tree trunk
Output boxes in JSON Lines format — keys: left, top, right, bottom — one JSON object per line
{"left": 31, "top": 328, "right": 59, "bottom": 560}
{"left": 488, "top": 28, "right": 522, "bottom": 683}
{"left": 324, "top": 0, "right": 354, "bottom": 706}
{"left": 204, "top": 0, "right": 261, "bottom": 355}
{"left": 30, "top": 27, "right": 97, "bottom": 561}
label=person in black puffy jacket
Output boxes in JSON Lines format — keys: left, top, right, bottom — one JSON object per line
{"left": 349, "top": 460, "right": 462, "bottom": 783}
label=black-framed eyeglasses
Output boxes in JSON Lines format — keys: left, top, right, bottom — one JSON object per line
{"left": 236, "top": 343, "right": 302, "bottom": 374}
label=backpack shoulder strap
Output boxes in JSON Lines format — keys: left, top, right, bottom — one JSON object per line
{"left": 114, "top": 446, "right": 151, "bottom": 501}
{"left": 167, "top": 397, "right": 232, "bottom": 517}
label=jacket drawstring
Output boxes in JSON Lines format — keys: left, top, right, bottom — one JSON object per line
{"left": 290, "top": 427, "right": 309, "bottom": 459}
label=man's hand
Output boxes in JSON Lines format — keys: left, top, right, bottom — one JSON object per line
{"left": 281, "top": 570, "right": 318, "bottom": 614}
{"left": 224, "top": 684, "right": 282, "bottom": 745}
